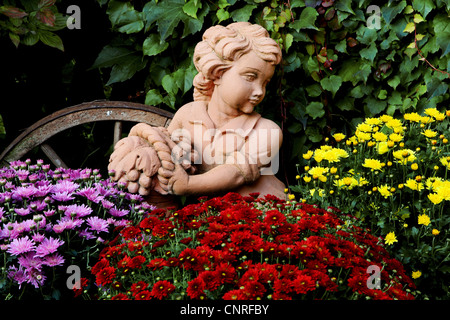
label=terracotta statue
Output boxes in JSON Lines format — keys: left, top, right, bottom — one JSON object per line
{"left": 108, "top": 22, "right": 286, "bottom": 207}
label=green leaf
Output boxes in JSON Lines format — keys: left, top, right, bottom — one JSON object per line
{"left": 22, "top": 31, "right": 39, "bottom": 46}
{"left": 335, "top": 0, "right": 355, "bottom": 15}
{"left": 306, "top": 101, "right": 325, "bottom": 119}
{"left": 216, "top": 8, "right": 230, "bottom": 23}
{"left": 320, "top": 75, "right": 342, "bottom": 97}
{"left": 359, "top": 43, "right": 378, "bottom": 63}
{"left": 290, "top": 7, "right": 319, "bottom": 31}
{"left": 364, "top": 97, "right": 386, "bottom": 116}
{"left": 38, "top": 30, "right": 64, "bottom": 51}
{"left": 92, "top": 45, "right": 136, "bottom": 68}
{"left": 426, "top": 78, "right": 449, "bottom": 99}
{"left": 107, "top": 55, "right": 147, "bottom": 85}
{"left": 381, "top": 1, "right": 406, "bottom": 24}
{"left": 305, "top": 84, "right": 322, "bottom": 97}
{"left": 183, "top": 0, "right": 201, "bottom": 19}
{"left": 145, "top": 89, "right": 164, "bottom": 106}
{"left": 412, "top": 0, "right": 435, "bottom": 18}
{"left": 230, "top": 4, "right": 257, "bottom": 22}
{"left": 143, "top": 0, "right": 201, "bottom": 42}
{"left": 143, "top": 34, "right": 169, "bottom": 56}
{"left": 387, "top": 75, "right": 400, "bottom": 89}
{"left": 403, "top": 22, "right": 415, "bottom": 33}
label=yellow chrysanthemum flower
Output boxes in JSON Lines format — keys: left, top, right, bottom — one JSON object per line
{"left": 386, "top": 118, "right": 403, "bottom": 130}
{"left": 404, "top": 112, "right": 422, "bottom": 122}
{"left": 333, "top": 133, "right": 346, "bottom": 142}
{"left": 308, "top": 166, "right": 329, "bottom": 178}
{"left": 372, "top": 131, "right": 388, "bottom": 142}
{"left": 393, "top": 149, "right": 416, "bottom": 165}
{"left": 424, "top": 108, "right": 445, "bottom": 121}
{"left": 355, "top": 131, "right": 371, "bottom": 142}
{"left": 378, "top": 185, "right": 393, "bottom": 198}
{"left": 418, "top": 214, "right": 431, "bottom": 226}
{"left": 356, "top": 123, "right": 373, "bottom": 132}
{"left": 412, "top": 270, "right": 422, "bottom": 279}
{"left": 405, "top": 178, "right": 424, "bottom": 191}
{"left": 362, "top": 158, "right": 383, "bottom": 171}
{"left": 303, "top": 150, "right": 313, "bottom": 160}
{"left": 376, "top": 142, "right": 389, "bottom": 155}
{"left": 428, "top": 193, "right": 443, "bottom": 205}
{"left": 365, "top": 117, "right": 383, "bottom": 126}
{"left": 439, "top": 157, "right": 450, "bottom": 170}
{"left": 421, "top": 129, "right": 438, "bottom": 138}
{"left": 384, "top": 232, "right": 398, "bottom": 245}
{"left": 380, "top": 115, "right": 393, "bottom": 123}
{"left": 432, "top": 229, "right": 440, "bottom": 236}
{"left": 388, "top": 133, "right": 403, "bottom": 142}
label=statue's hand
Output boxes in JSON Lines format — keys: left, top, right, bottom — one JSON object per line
{"left": 157, "top": 164, "right": 189, "bottom": 195}
{"left": 108, "top": 136, "right": 161, "bottom": 195}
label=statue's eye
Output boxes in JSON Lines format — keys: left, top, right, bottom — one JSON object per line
{"left": 244, "top": 73, "right": 256, "bottom": 81}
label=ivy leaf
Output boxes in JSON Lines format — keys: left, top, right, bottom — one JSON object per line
{"left": 359, "top": 42, "right": 378, "bottom": 63}
{"left": 290, "top": 7, "right": 319, "bottom": 31}
{"left": 91, "top": 45, "right": 147, "bottom": 85}
{"left": 403, "top": 22, "right": 415, "bottom": 33}
{"left": 143, "top": 0, "right": 200, "bottom": 42}
{"left": 183, "top": 0, "right": 201, "bottom": 19}
{"left": 320, "top": 75, "right": 342, "bottom": 97}
{"left": 335, "top": 0, "right": 354, "bottom": 15}
{"left": 364, "top": 97, "right": 386, "bottom": 116}
{"left": 230, "top": 4, "right": 257, "bottom": 22}
{"left": 145, "top": 89, "right": 164, "bottom": 106}
{"left": 426, "top": 78, "right": 449, "bottom": 99}
{"left": 412, "top": 0, "right": 435, "bottom": 19}
{"left": 381, "top": 0, "right": 406, "bottom": 25}
{"left": 143, "top": 34, "right": 169, "bottom": 56}
{"left": 306, "top": 101, "right": 325, "bottom": 119}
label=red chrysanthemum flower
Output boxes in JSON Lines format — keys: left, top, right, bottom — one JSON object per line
{"left": 134, "top": 290, "right": 152, "bottom": 300}
{"left": 129, "top": 255, "right": 146, "bottom": 269}
{"left": 111, "top": 293, "right": 129, "bottom": 300}
{"left": 121, "top": 226, "right": 141, "bottom": 240}
{"left": 150, "top": 280, "right": 175, "bottom": 299}
{"left": 292, "top": 274, "right": 316, "bottom": 294}
{"left": 198, "top": 270, "right": 222, "bottom": 291}
{"left": 222, "top": 289, "right": 246, "bottom": 300}
{"left": 186, "top": 278, "right": 206, "bottom": 299}
{"left": 146, "top": 258, "right": 167, "bottom": 270}
{"left": 95, "top": 266, "right": 116, "bottom": 286}
{"left": 130, "top": 281, "right": 148, "bottom": 294}
{"left": 91, "top": 258, "right": 109, "bottom": 275}
{"left": 263, "top": 209, "right": 287, "bottom": 226}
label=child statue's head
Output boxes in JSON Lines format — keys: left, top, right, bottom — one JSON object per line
{"left": 193, "top": 22, "right": 282, "bottom": 102}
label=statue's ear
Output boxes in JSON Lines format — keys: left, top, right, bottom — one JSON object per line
{"left": 210, "top": 65, "right": 231, "bottom": 85}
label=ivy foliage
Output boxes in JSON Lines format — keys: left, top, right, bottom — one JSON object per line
{"left": 93, "top": 0, "right": 449, "bottom": 167}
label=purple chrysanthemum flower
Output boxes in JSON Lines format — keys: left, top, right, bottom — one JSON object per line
{"left": 43, "top": 253, "right": 65, "bottom": 267}
{"left": 51, "top": 192, "right": 75, "bottom": 202}
{"left": 34, "top": 236, "right": 65, "bottom": 257}
{"left": 79, "top": 229, "right": 96, "bottom": 240}
{"left": 30, "top": 200, "right": 47, "bottom": 211}
{"left": 26, "top": 268, "right": 46, "bottom": 288}
{"left": 64, "top": 204, "right": 93, "bottom": 218}
{"left": 76, "top": 187, "right": 103, "bottom": 203}
{"left": 52, "top": 180, "right": 79, "bottom": 194}
{"left": 14, "top": 207, "right": 31, "bottom": 216}
{"left": 101, "top": 199, "right": 114, "bottom": 209}
{"left": 0, "top": 207, "right": 4, "bottom": 219}
{"left": 7, "top": 236, "right": 36, "bottom": 256}
{"left": 109, "top": 207, "right": 129, "bottom": 217}
{"left": 32, "top": 233, "right": 45, "bottom": 243}
{"left": 7, "top": 266, "right": 28, "bottom": 289}
{"left": 86, "top": 216, "right": 109, "bottom": 233}
{"left": 12, "top": 186, "right": 37, "bottom": 200}
{"left": 34, "top": 185, "right": 53, "bottom": 198}
{"left": 18, "top": 252, "right": 44, "bottom": 271}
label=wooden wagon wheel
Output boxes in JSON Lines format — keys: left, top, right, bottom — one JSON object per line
{"left": 0, "top": 100, "right": 173, "bottom": 168}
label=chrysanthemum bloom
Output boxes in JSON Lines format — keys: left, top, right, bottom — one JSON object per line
{"left": 64, "top": 204, "right": 93, "bottom": 218}
{"left": 384, "top": 232, "right": 398, "bottom": 246}
{"left": 412, "top": 270, "right": 422, "bottom": 279}
{"left": 362, "top": 158, "right": 383, "bottom": 171}
{"left": 43, "top": 253, "right": 65, "bottom": 267}
{"left": 421, "top": 129, "right": 438, "bottom": 138}
{"left": 34, "top": 237, "right": 65, "bottom": 257}
{"left": 418, "top": 214, "right": 431, "bottom": 226}
{"left": 7, "top": 236, "right": 36, "bottom": 256}
{"left": 86, "top": 216, "right": 109, "bottom": 233}
{"left": 405, "top": 179, "right": 424, "bottom": 191}
{"left": 150, "top": 280, "right": 175, "bottom": 299}
{"left": 333, "top": 133, "right": 346, "bottom": 142}
{"left": 427, "top": 193, "right": 443, "bottom": 205}
{"left": 378, "top": 185, "right": 393, "bottom": 198}
{"left": 373, "top": 131, "right": 387, "bottom": 142}
{"left": 432, "top": 229, "right": 440, "bottom": 236}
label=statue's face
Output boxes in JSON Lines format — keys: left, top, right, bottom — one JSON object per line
{"left": 214, "top": 50, "right": 275, "bottom": 115}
